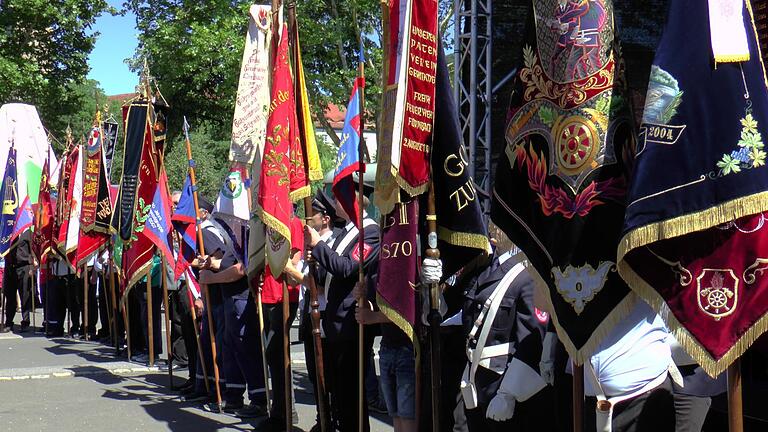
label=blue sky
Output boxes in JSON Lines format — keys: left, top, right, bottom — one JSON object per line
{"left": 86, "top": 1, "right": 139, "bottom": 95}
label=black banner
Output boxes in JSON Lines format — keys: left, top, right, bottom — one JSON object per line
{"left": 102, "top": 120, "right": 118, "bottom": 180}
{"left": 113, "top": 102, "right": 148, "bottom": 241}
{"left": 429, "top": 40, "right": 491, "bottom": 277}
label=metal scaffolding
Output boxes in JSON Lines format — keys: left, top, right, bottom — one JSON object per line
{"left": 454, "top": 0, "right": 493, "bottom": 223}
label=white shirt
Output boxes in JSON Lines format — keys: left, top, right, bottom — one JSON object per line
{"left": 298, "top": 228, "right": 335, "bottom": 314}
{"left": 585, "top": 300, "right": 671, "bottom": 397}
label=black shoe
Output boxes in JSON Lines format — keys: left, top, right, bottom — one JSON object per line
{"left": 0, "top": 326, "right": 11, "bottom": 334}
{"left": 182, "top": 392, "right": 209, "bottom": 403}
{"left": 202, "top": 400, "right": 243, "bottom": 414}
{"left": 19, "top": 320, "right": 30, "bottom": 332}
{"left": 69, "top": 331, "right": 81, "bottom": 339}
{"left": 368, "top": 396, "right": 388, "bottom": 414}
{"left": 234, "top": 403, "right": 268, "bottom": 418}
{"left": 180, "top": 386, "right": 196, "bottom": 397}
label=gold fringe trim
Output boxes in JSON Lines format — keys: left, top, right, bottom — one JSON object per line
{"left": 391, "top": 165, "right": 429, "bottom": 198}
{"left": 618, "top": 191, "right": 768, "bottom": 266}
{"left": 289, "top": 185, "right": 311, "bottom": 203}
{"left": 437, "top": 226, "right": 493, "bottom": 254}
{"left": 714, "top": 54, "right": 751, "bottom": 64}
{"left": 258, "top": 208, "right": 291, "bottom": 241}
{"left": 376, "top": 292, "right": 420, "bottom": 357}
{"left": 125, "top": 263, "right": 152, "bottom": 295}
{"left": 526, "top": 258, "right": 638, "bottom": 365}
{"left": 745, "top": 0, "right": 768, "bottom": 91}
{"left": 618, "top": 258, "right": 768, "bottom": 377}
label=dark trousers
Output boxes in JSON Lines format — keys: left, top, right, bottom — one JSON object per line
{"left": 465, "top": 387, "right": 553, "bottom": 431}
{"left": 673, "top": 392, "right": 711, "bottom": 432}
{"left": 223, "top": 295, "right": 266, "bottom": 405}
{"left": 325, "top": 335, "right": 371, "bottom": 432}
{"left": 66, "top": 273, "right": 95, "bottom": 335}
{"left": 263, "top": 301, "right": 298, "bottom": 420}
{"left": 138, "top": 282, "right": 163, "bottom": 355}
{"left": 48, "top": 275, "right": 75, "bottom": 333}
{"left": 585, "top": 377, "right": 676, "bottom": 432}
{"left": 96, "top": 274, "right": 111, "bottom": 336}
{"left": 179, "top": 284, "right": 198, "bottom": 381}
{"left": 169, "top": 288, "right": 187, "bottom": 365}
{"left": 3, "top": 264, "right": 33, "bottom": 326}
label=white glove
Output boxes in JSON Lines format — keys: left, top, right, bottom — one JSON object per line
{"left": 420, "top": 257, "right": 443, "bottom": 285}
{"left": 486, "top": 393, "right": 516, "bottom": 421}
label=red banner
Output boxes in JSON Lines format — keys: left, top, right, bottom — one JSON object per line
{"left": 376, "top": 0, "right": 437, "bottom": 214}
{"left": 80, "top": 127, "right": 102, "bottom": 232}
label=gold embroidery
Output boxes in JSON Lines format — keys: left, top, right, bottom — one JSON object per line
{"left": 696, "top": 269, "right": 738, "bottom": 321}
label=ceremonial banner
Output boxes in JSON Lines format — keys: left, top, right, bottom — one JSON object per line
{"left": 81, "top": 126, "right": 112, "bottom": 233}
{"left": 214, "top": 164, "right": 250, "bottom": 262}
{"left": 172, "top": 175, "right": 198, "bottom": 280}
{"left": 618, "top": 0, "right": 768, "bottom": 376}
{"left": 432, "top": 41, "right": 491, "bottom": 277}
{"left": 257, "top": 23, "right": 304, "bottom": 277}
{"left": 375, "top": 0, "right": 438, "bottom": 214}
{"left": 121, "top": 105, "right": 161, "bottom": 290}
{"left": 291, "top": 17, "right": 323, "bottom": 183}
{"left": 0, "top": 104, "right": 58, "bottom": 205}
{"left": 33, "top": 156, "right": 53, "bottom": 260}
{"left": 55, "top": 147, "right": 77, "bottom": 254}
{"left": 332, "top": 78, "right": 365, "bottom": 228}
{"left": 145, "top": 169, "right": 175, "bottom": 267}
{"left": 0, "top": 146, "right": 18, "bottom": 257}
{"left": 11, "top": 196, "right": 33, "bottom": 242}
{"left": 230, "top": 5, "right": 272, "bottom": 165}
{"left": 490, "top": 0, "right": 634, "bottom": 362}
{"left": 114, "top": 102, "right": 149, "bottom": 241}
{"left": 102, "top": 119, "right": 119, "bottom": 180}
{"left": 377, "top": 200, "right": 420, "bottom": 345}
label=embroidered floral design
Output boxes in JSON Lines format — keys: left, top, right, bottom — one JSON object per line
{"left": 511, "top": 142, "right": 625, "bottom": 218}
{"left": 717, "top": 113, "right": 765, "bottom": 175}
{"left": 131, "top": 197, "right": 152, "bottom": 242}
{"left": 264, "top": 125, "right": 290, "bottom": 186}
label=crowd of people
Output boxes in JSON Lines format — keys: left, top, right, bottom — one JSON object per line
{"left": 0, "top": 183, "right": 727, "bottom": 432}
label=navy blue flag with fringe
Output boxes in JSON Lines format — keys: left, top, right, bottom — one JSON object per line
{"left": 618, "top": 0, "right": 768, "bottom": 377}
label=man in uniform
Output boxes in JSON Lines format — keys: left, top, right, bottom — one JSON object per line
{"left": 306, "top": 191, "right": 379, "bottom": 432}
{"left": 460, "top": 248, "right": 551, "bottom": 431}
{"left": 2, "top": 230, "right": 36, "bottom": 332}
{"left": 198, "top": 214, "right": 267, "bottom": 416}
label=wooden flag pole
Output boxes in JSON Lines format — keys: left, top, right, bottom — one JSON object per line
{"left": 282, "top": 280, "right": 293, "bottom": 431}
{"left": 425, "top": 184, "right": 442, "bottom": 432}
{"left": 189, "top": 292, "right": 211, "bottom": 393}
{"left": 147, "top": 267, "right": 155, "bottom": 367}
{"left": 573, "top": 364, "right": 584, "bottom": 432}
{"left": 123, "top": 297, "right": 132, "bottom": 360}
{"left": 183, "top": 119, "right": 222, "bottom": 412}
{"left": 355, "top": 33, "right": 368, "bottom": 432}
{"left": 83, "top": 264, "right": 90, "bottom": 340}
{"left": 108, "top": 251, "right": 120, "bottom": 353}
{"left": 161, "top": 259, "right": 173, "bottom": 387}
{"left": 728, "top": 360, "right": 744, "bottom": 432}
{"left": 256, "top": 278, "right": 271, "bottom": 414}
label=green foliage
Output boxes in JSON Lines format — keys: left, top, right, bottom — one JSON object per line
{"left": 0, "top": 0, "right": 112, "bottom": 140}
{"left": 161, "top": 123, "right": 230, "bottom": 200}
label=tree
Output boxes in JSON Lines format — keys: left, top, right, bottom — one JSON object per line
{"left": 125, "top": 0, "right": 385, "bottom": 147}
{"left": 0, "top": 0, "right": 112, "bottom": 140}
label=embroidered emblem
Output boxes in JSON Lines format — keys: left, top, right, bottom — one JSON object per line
{"left": 716, "top": 112, "right": 766, "bottom": 176}
{"left": 637, "top": 66, "right": 687, "bottom": 154}
{"left": 546, "top": 0, "right": 608, "bottom": 81}
{"left": 352, "top": 243, "right": 373, "bottom": 262}
{"left": 131, "top": 197, "right": 151, "bottom": 242}
{"left": 266, "top": 226, "right": 286, "bottom": 252}
{"left": 221, "top": 171, "right": 244, "bottom": 199}
{"left": 697, "top": 269, "right": 738, "bottom": 320}
{"left": 507, "top": 142, "right": 624, "bottom": 218}
{"left": 552, "top": 261, "right": 614, "bottom": 314}
{"left": 535, "top": 308, "right": 550, "bottom": 323}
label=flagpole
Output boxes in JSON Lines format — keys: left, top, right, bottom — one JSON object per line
{"left": 31, "top": 268, "right": 37, "bottom": 331}
{"left": 282, "top": 279, "right": 293, "bottom": 431}
{"left": 425, "top": 183, "right": 442, "bottom": 432}
{"left": 123, "top": 295, "right": 132, "bottom": 361}
{"left": 183, "top": 118, "right": 223, "bottom": 412}
{"left": 256, "top": 276, "right": 271, "bottom": 414}
{"left": 189, "top": 288, "right": 211, "bottom": 394}
{"left": 147, "top": 265, "right": 155, "bottom": 367}
{"left": 355, "top": 39, "right": 368, "bottom": 432}
{"left": 162, "top": 258, "right": 174, "bottom": 387}
{"left": 728, "top": 360, "right": 744, "bottom": 432}
{"left": 83, "top": 264, "right": 90, "bottom": 340}
{"left": 573, "top": 364, "right": 584, "bottom": 432}
{"left": 108, "top": 248, "right": 120, "bottom": 354}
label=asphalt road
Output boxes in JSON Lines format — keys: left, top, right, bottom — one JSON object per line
{"left": 0, "top": 309, "right": 393, "bottom": 432}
